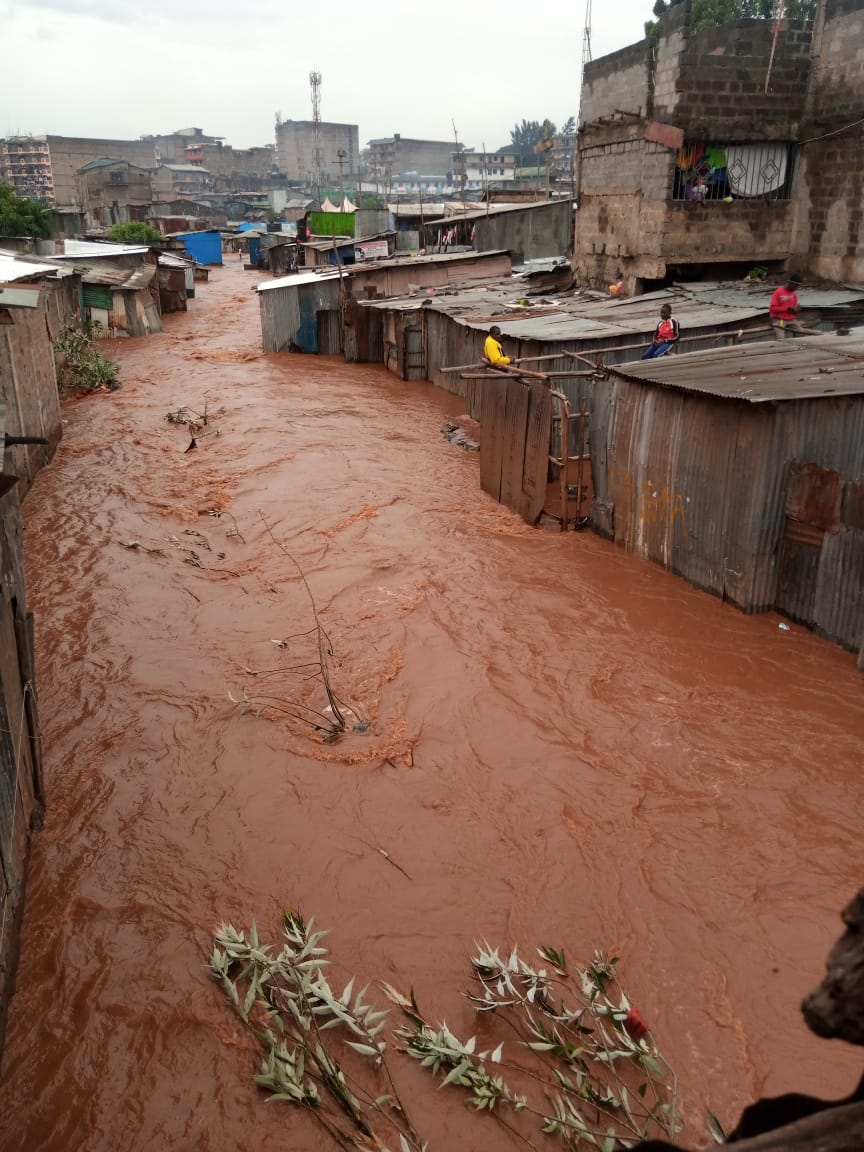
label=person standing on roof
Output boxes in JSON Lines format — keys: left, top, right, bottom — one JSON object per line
{"left": 769, "top": 272, "right": 804, "bottom": 339}
{"left": 484, "top": 325, "right": 512, "bottom": 366}
{"left": 641, "top": 304, "right": 680, "bottom": 359}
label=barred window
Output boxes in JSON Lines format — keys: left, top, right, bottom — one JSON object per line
{"left": 672, "top": 142, "right": 796, "bottom": 202}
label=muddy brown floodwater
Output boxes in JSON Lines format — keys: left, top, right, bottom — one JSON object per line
{"left": 0, "top": 262, "right": 862, "bottom": 1152}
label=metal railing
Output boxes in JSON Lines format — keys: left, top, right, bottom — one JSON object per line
{"left": 671, "top": 142, "right": 796, "bottom": 202}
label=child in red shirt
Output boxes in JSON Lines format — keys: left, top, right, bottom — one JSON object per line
{"left": 642, "top": 304, "right": 681, "bottom": 359}
{"left": 770, "top": 273, "right": 804, "bottom": 338}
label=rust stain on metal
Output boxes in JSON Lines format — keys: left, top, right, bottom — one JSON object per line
{"left": 785, "top": 462, "right": 843, "bottom": 533}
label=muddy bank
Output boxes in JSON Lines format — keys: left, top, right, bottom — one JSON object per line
{"left": 0, "top": 262, "right": 861, "bottom": 1151}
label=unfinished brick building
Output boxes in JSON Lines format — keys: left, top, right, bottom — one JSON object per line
{"left": 574, "top": 0, "right": 863, "bottom": 291}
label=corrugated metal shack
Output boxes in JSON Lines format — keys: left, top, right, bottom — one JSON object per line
{"left": 257, "top": 251, "right": 513, "bottom": 356}
{"left": 362, "top": 280, "right": 864, "bottom": 505}
{"left": 424, "top": 198, "right": 574, "bottom": 261}
{"left": 604, "top": 336, "right": 864, "bottom": 659}
{"left": 258, "top": 271, "right": 343, "bottom": 354}
{"left": 0, "top": 255, "right": 58, "bottom": 1060}
{"left": 0, "top": 251, "right": 72, "bottom": 489}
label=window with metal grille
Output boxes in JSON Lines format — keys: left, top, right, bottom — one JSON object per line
{"left": 671, "top": 142, "right": 796, "bottom": 202}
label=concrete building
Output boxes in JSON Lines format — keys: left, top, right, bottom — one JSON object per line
{"left": 0, "top": 136, "right": 55, "bottom": 203}
{"left": 195, "top": 142, "right": 276, "bottom": 190}
{"left": 575, "top": 6, "right": 813, "bottom": 291}
{"left": 275, "top": 120, "right": 359, "bottom": 184}
{"left": 793, "top": 0, "right": 864, "bottom": 283}
{"left": 575, "top": 0, "right": 864, "bottom": 291}
{"left": 142, "top": 127, "right": 223, "bottom": 165}
{"left": 368, "top": 135, "right": 460, "bottom": 183}
{"left": 452, "top": 150, "right": 518, "bottom": 191}
{"left": 42, "top": 136, "right": 156, "bottom": 210}
{"left": 153, "top": 165, "right": 215, "bottom": 199}
{"left": 78, "top": 159, "right": 154, "bottom": 231}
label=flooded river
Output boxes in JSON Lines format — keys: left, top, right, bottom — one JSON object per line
{"left": 0, "top": 262, "right": 862, "bottom": 1151}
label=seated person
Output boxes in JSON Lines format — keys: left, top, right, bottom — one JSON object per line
{"left": 483, "top": 325, "right": 511, "bottom": 366}
{"left": 641, "top": 304, "right": 680, "bottom": 360}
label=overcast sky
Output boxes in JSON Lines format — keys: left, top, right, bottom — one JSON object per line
{"left": 2, "top": 0, "right": 651, "bottom": 151}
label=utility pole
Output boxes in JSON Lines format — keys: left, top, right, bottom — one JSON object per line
{"left": 452, "top": 119, "right": 466, "bottom": 206}
{"left": 336, "top": 147, "right": 346, "bottom": 209}
{"left": 534, "top": 132, "right": 554, "bottom": 201}
{"left": 309, "top": 69, "right": 323, "bottom": 202}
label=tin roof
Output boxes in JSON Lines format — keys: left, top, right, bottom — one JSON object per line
{"left": 257, "top": 270, "right": 342, "bottom": 293}
{"left": 607, "top": 335, "right": 864, "bottom": 402}
{"left": 425, "top": 199, "right": 573, "bottom": 225}
{"left": 57, "top": 240, "right": 150, "bottom": 258}
{"left": 67, "top": 261, "right": 157, "bottom": 290}
{"left": 0, "top": 251, "right": 63, "bottom": 283}
{"left": 359, "top": 278, "right": 864, "bottom": 346}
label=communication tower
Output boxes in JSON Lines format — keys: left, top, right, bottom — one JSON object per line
{"left": 310, "top": 69, "right": 323, "bottom": 196}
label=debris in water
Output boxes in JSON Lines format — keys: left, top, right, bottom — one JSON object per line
{"left": 441, "top": 415, "right": 480, "bottom": 451}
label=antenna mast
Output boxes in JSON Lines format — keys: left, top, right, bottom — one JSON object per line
{"left": 310, "top": 69, "right": 323, "bottom": 198}
{"left": 582, "top": 0, "right": 593, "bottom": 69}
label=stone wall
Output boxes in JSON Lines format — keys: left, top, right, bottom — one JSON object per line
{"left": 793, "top": 0, "right": 864, "bottom": 283}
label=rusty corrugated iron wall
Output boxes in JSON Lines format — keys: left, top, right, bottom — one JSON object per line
{"left": 605, "top": 384, "right": 864, "bottom": 652}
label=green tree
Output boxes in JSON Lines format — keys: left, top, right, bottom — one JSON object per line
{"left": 561, "top": 115, "right": 577, "bottom": 137}
{"left": 105, "top": 221, "right": 163, "bottom": 244}
{"left": 0, "top": 183, "right": 52, "bottom": 238}
{"left": 510, "top": 119, "right": 558, "bottom": 167}
{"left": 647, "top": 0, "right": 815, "bottom": 37}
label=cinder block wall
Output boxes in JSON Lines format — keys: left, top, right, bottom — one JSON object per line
{"left": 793, "top": 0, "right": 864, "bottom": 283}
{"left": 575, "top": 5, "right": 814, "bottom": 289}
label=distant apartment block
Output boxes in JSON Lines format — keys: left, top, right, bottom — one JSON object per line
{"left": 0, "top": 136, "right": 55, "bottom": 203}
{"left": 452, "top": 149, "right": 518, "bottom": 189}
{"left": 275, "top": 119, "right": 359, "bottom": 183}
{"left": 368, "top": 135, "right": 461, "bottom": 181}
{"left": 1, "top": 134, "right": 157, "bottom": 209}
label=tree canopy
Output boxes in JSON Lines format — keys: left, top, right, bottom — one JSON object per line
{"left": 105, "top": 221, "right": 163, "bottom": 244}
{"left": 648, "top": 0, "right": 816, "bottom": 36}
{"left": 509, "top": 116, "right": 575, "bottom": 166}
{"left": 0, "top": 184, "right": 52, "bottom": 238}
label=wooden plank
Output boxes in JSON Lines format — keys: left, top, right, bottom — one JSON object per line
{"left": 520, "top": 382, "right": 553, "bottom": 525}
{"left": 479, "top": 377, "right": 506, "bottom": 502}
{"left": 500, "top": 378, "right": 530, "bottom": 513}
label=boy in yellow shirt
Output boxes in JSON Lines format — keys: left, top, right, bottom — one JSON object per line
{"left": 483, "top": 325, "right": 511, "bottom": 366}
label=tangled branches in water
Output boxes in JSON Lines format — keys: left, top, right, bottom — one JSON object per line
{"left": 229, "top": 512, "right": 368, "bottom": 743}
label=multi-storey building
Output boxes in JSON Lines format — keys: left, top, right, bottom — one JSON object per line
{"left": 451, "top": 149, "right": 518, "bottom": 191}
{"left": 1, "top": 134, "right": 158, "bottom": 209}
{"left": 368, "top": 135, "right": 460, "bottom": 183}
{"left": 275, "top": 120, "right": 359, "bottom": 184}
{"left": 0, "top": 136, "right": 56, "bottom": 203}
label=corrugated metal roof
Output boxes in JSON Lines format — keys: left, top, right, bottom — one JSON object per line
{"left": 0, "top": 252, "right": 62, "bottom": 283}
{"left": 79, "top": 262, "right": 157, "bottom": 290}
{"left": 607, "top": 336, "right": 864, "bottom": 402}
{"left": 157, "top": 252, "right": 193, "bottom": 268}
{"left": 676, "top": 282, "right": 864, "bottom": 309}
{"left": 257, "top": 270, "right": 342, "bottom": 293}
{"left": 425, "top": 199, "right": 573, "bottom": 225}
{"left": 58, "top": 240, "right": 150, "bottom": 258}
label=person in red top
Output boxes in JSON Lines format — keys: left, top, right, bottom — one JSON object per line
{"left": 770, "top": 272, "right": 804, "bottom": 338}
{"left": 641, "top": 303, "right": 681, "bottom": 359}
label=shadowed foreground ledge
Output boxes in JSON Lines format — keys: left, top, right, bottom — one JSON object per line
{"left": 636, "top": 891, "right": 864, "bottom": 1151}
